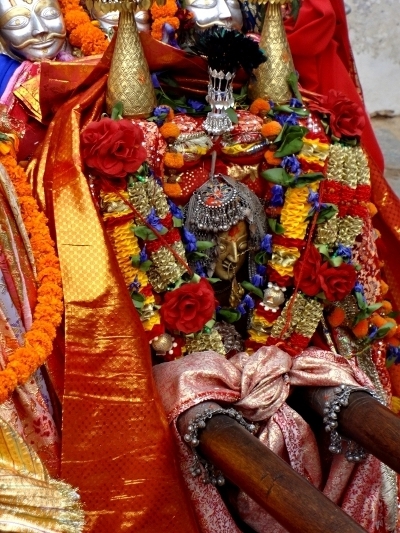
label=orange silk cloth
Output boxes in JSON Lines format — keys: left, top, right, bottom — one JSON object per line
{"left": 31, "top": 55, "right": 200, "bottom": 532}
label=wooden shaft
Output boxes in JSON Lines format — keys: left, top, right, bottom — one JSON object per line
{"left": 306, "top": 388, "right": 400, "bottom": 474}
{"left": 198, "top": 414, "right": 367, "bottom": 533}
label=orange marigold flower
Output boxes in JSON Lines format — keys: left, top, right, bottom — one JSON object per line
{"left": 370, "top": 314, "right": 387, "bottom": 329}
{"left": 163, "top": 182, "right": 182, "bottom": 199}
{"left": 380, "top": 279, "right": 389, "bottom": 295}
{"left": 264, "top": 150, "right": 282, "bottom": 166}
{"left": 249, "top": 98, "right": 271, "bottom": 116}
{"left": 164, "top": 152, "right": 184, "bottom": 169}
{"left": 151, "top": 0, "right": 178, "bottom": 19}
{"left": 64, "top": 9, "right": 89, "bottom": 31}
{"left": 352, "top": 319, "right": 369, "bottom": 339}
{"left": 160, "top": 122, "right": 181, "bottom": 140}
{"left": 367, "top": 202, "right": 378, "bottom": 217}
{"left": 261, "top": 121, "right": 282, "bottom": 139}
{"left": 381, "top": 300, "right": 393, "bottom": 315}
{"left": 327, "top": 306, "right": 346, "bottom": 328}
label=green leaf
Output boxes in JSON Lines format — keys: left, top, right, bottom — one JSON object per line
{"left": 196, "top": 241, "right": 214, "bottom": 251}
{"left": 315, "top": 244, "right": 330, "bottom": 259}
{"left": 241, "top": 281, "right": 263, "bottom": 299}
{"left": 386, "top": 356, "right": 396, "bottom": 369}
{"left": 187, "top": 251, "right": 208, "bottom": 260}
{"left": 287, "top": 72, "right": 302, "bottom": 103}
{"left": 204, "top": 319, "right": 216, "bottom": 329}
{"left": 261, "top": 167, "right": 294, "bottom": 187}
{"left": 376, "top": 323, "right": 396, "bottom": 339}
{"left": 218, "top": 308, "right": 241, "bottom": 323}
{"left": 131, "top": 292, "right": 145, "bottom": 309}
{"left": 226, "top": 107, "right": 239, "bottom": 124}
{"left": 131, "top": 254, "right": 140, "bottom": 268}
{"left": 275, "top": 138, "right": 304, "bottom": 158}
{"left": 173, "top": 216, "right": 183, "bottom": 227}
{"left": 255, "top": 251, "right": 268, "bottom": 265}
{"left": 274, "top": 122, "right": 287, "bottom": 143}
{"left": 0, "top": 133, "right": 10, "bottom": 142}
{"left": 273, "top": 105, "right": 308, "bottom": 117}
{"left": 133, "top": 226, "right": 158, "bottom": 241}
{"left": 316, "top": 204, "right": 338, "bottom": 223}
{"left": 355, "top": 291, "right": 366, "bottom": 310}
{"left": 292, "top": 172, "right": 324, "bottom": 188}
{"left": 206, "top": 277, "right": 221, "bottom": 284}
{"left": 329, "top": 256, "right": 343, "bottom": 267}
{"left": 268, "top": 218, "right": 285, "bottom": 234}
{"left": 111, "top": 101, "right": 123, "bottom": 120}
{"left": 139, "top": 260, "right": 153, "bottom": 272}
{"left": 388, "top": 311, "right": 400, "bottom": 318}
{"left": 353, "top": 302, "right": 383, "bottom": 325}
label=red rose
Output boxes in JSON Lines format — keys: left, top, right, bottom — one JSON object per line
{"left": 81, "top": 118, "right": 147, "bottom": 178}
{"left": 324, "top": 90, "right": 366, "bottom": 139}
{"left": 293, "top": 244, "right": 322, "bottom": 296}
{"left": 318, "top": 262, "right": 357, "bottom": 302}
{"left": 160, "top": 279, "right": 216, "bottom": 334}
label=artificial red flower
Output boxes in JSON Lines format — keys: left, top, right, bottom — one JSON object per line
{"left": 160, "top": 279, "right": 215, "bottom": 334}
{"left": 308, "top": 89, "right": 365, "bottom": 139}
{"left": 318, "top": 262, "right": 357, "bottom": 302}
{"left": 81, "top": 118, "right": 147, "bottom": 178}
{"left": 293, "top": 244, "right": 322, "bottom": 296}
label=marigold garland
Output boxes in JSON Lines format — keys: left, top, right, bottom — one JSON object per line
{"left": 59, "top": 0, "right": 108, "bottom": 56}
{"left": 0, "top": 154, "right": 63, "bottom": 403}
{"left": 150, "top": 0, "right": 179, "bottom": 41}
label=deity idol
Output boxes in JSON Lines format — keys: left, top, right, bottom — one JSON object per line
{"left": 90, "top": 3, "right": 151, "bottom": 34}
{"left": 185, "top": 0, "right": 243, "bottom": 30}
{"left": 0, "top": 0, "right": 66, "bottom": 61}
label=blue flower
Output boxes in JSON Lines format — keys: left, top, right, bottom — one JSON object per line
{"left": 188, "top": 99, "right": 205, "bottom": 112}
{"left": 237, "top": 304, "right": 246, "bottom": 316}
{"left": 151, "top": 73, "right": 161, "bottom": 89}
{"left": 260, "top": 234, "right": 273, "bottom": 253}
{"left": 139, "top": 246, "right": 148, "bottom": 263}
{"left": 275, "top": 113, "right": 298, "bottom": 126}
{"left": 153, "top": 105, "right": 170, "bottom": 117}
{"left": 243, "top": 294, "right": 255, "bottom": 310}
{"left": 146, "top": 208, "right": 164, "bottom": 232}
{"left": 129, "top": 277, "right": 141, "bottom": 292}
{"left": 289, "top": 98, "right": 303, "bottom": 108}
{"left": 282, "top": 155, "right": 301, "bottom": 177}
{"left": 307, "top": 189, "right": 320, "bottom": 211}
{"left": 256, "top": 264, "right": 267, "bottom": 276}
{"left": 167, "top": 199, "right": 183, "bottom": 219}
{"left": 271, "top": 185, "right": 284, "bottom": 207}
{"left": 368, "top": 325, "right": 378, "bottom": 339}
{"left": 336, "top": 244, "right": 352, "bottom": 261}
{"left": 195, "top": 262, "right": 206, "bottom": 277}
{"left": 182, "top": 227, "right": 197, "bottom": 252}
{"left": 354, "top": 281, "right": 364, "bottom": 293}
{"left": 388, "top": 345, "right": 400, "bottom": 365}
{"left": 175, "top": 107, "right": 187, "bottom": 114}
{"left": 251, "top": 274, "right": 263, "bottom": 287}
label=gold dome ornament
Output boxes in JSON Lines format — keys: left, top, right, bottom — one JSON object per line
{"left": 151, "top": 333, "right": 177, "bottom": 356}
{"left": 248, "top": 0, "right": 296, "bottom": 104}
{"left": 105, "top": 0, "right": 156, "bottom": 118}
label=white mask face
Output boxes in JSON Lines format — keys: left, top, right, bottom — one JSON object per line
{"left": 185, "top": 0, "right": 243, "bottom": 31}
{"left": 0, "top": 0, "right": 66, "bottom": 61}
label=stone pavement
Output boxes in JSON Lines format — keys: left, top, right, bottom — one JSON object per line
{"left": 371, "top": 115, "right": 400, "bottom": 197}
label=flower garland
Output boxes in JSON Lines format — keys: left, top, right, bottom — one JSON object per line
{"left": 59, "top": 0, "right": 108, "bottom": 56}
{"left": 150, "top": 0, "right": 180, "bottom": 41}
{"left": 0, "top": 153, "right": 63, "bottom": 403}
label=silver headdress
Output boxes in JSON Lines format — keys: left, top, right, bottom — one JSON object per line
{"left": 184, "top": 173, "right": 267, "bottom": 279}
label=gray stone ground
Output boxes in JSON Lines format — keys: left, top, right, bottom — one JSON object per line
{"left": 371, "top": 116, "right": 400, "bottom": 197}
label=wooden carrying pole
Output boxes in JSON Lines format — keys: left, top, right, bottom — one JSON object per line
{"left": 305, "top": 388, "right": 400, "bottom": 474}
{"left": 195, "top": 414, "right": 367, "bottom": 533}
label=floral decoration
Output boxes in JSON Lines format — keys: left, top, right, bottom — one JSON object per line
{"left": 0, "top": 152, "right": 63, "bottom": 403}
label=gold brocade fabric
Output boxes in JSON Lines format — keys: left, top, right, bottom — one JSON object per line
{"left": 32, "top": 72, "right": 200, "bottom": 532}
{"left": 0, "top": 415, "right": 83, "bottom": 532}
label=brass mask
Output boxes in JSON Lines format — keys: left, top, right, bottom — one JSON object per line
{"left": 214, "top": 220, "right": 248, "bottom": 280}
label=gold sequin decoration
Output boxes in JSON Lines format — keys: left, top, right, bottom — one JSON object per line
{"left": 354, "top": 146, "right": 371, "bottom": 185}
{"left": 128, "top": 182, "right": 151, "bottom": 218}
{"left": 337, "top": 216, "right": 363, "bottom": 247}
{"left": 326, "top": 144, "right": 346, "bottom": 182}
{"left": 315, "top": 214, "right": 338, "bottom": 246}
{"left": 147, "top": 244, "right": 186, "bottom": 292}
{"left": 185, "top": 329, "right": 226, "bottom": 356}
{"left": 101, "top": 191, "right": 130, "bottom": 214}
{"left": 146, "top": 178, "right": 170, "bottom": 219}
{"left": 271, "top": 293, "right": 323, "bottom": 339}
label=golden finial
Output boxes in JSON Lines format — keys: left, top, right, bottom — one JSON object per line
{"left": 103, "top": 0, "right": 156, "bottom": 118}
{"left": 248, "top": 0, "right": 295, "bottom": 104}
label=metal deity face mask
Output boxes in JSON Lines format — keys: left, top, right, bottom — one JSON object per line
{"left": 90, "top": 5, "right": 150, "bottom": 33}
{"left": 214, "top": 220, "right": 248, "bottom": 280}
{"left": 0, "top": 0, "right": 66, "bottom": 61}
{"left": 185, "top": 0, "right": 243, "bottom": 31}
